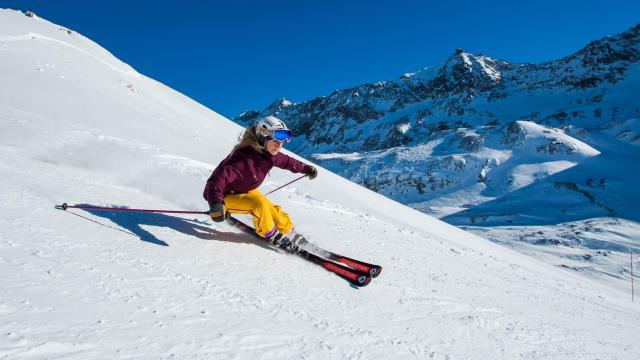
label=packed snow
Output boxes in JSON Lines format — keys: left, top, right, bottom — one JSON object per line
{"left": 1, "top": 9, "right": 639, "bottom": 359}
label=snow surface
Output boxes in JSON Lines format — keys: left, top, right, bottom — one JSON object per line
{"left": 1, "top": 8, "right": 640, "bottom": 359}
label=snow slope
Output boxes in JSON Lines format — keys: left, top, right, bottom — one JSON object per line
{"left": 1, "top": 9, "right": 639, "bottom": 359}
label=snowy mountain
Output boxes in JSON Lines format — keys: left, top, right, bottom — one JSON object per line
{"left": 236, "top": 24, "right": 640, "bottom": 291}
{"left": 1, "top": 9, "right": 639, "bottom": 359}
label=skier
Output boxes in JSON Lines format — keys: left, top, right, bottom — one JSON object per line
{"left": 203, "top": 116, "right": 317, "bottom": 251}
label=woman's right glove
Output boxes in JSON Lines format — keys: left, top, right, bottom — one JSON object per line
{"left": 305, "top": 165, "right": 318, "bottom": 180}
{"left": 209, "top": 202, "right": 229, "bottom": 222}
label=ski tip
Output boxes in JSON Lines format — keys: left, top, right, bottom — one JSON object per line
{"left": 370, "top": 266, "right": 382, "bottom": 278}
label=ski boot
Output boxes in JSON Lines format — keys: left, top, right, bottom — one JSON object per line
{"left": 266, "top": 230, "right": 306, "bottom": 254}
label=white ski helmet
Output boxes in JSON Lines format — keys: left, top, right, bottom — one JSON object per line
{"left": 255, "top": 116, "right": 292, "bottom": 145}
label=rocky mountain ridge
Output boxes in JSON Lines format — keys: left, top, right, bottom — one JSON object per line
{"left": 238, "top": 24, "right": 638, "bottom": 150}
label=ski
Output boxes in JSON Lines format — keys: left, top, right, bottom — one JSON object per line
{"left": 289, "top": 234, "right": 382, "bottom": 277}
{"left": 226, "top": 216, "right": 371, "bottom": 287}
{"left": 295, "top": 240, "right": 382, "bottom": 278}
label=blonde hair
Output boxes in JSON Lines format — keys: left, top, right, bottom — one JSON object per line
{"left": 232, "top": 125, "right": 264, "bottom": 152}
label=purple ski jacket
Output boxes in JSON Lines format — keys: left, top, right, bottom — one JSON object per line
{"left": 203, "top": 145, "right": 309, "bottom": 206}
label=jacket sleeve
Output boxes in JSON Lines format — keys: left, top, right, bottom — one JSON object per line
{"left": 203, "top": 163, "right": 239, "bottom": 206}
{"left": 272, "top": 152, "right": 309, "bottom": 173}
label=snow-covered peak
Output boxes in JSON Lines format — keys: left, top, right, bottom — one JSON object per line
{"left": 441, "top": 50, "right": 505, "bottom": 84}
{"left": 401, "top": 50, "right": 506, "bottom": 86}
{"left": 395, "top": 51, "right": 506, "bottom": 96}
{"left": 265, "top": 97, "right": 294, "bottom": 112}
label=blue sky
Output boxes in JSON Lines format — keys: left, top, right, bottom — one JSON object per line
{"left": 3, "top": 0, "right": 639, "bottom": 118}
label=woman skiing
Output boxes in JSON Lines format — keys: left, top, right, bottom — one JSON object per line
{"left": 203, "top": 116, "right": 317, "bottom": 251}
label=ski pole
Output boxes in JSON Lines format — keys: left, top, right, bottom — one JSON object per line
{"left": 55, "top": 203, "right": 208, "bottom": 215}
{"left": 264, "top": 174, "right": 309, "bottom": 196}
{"left": 56, "top": 173, "right": 310, "bottom": 213}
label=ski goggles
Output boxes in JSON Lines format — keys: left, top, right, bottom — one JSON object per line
{"left": 269, "top": 129, "right": 292, "bottom": 143}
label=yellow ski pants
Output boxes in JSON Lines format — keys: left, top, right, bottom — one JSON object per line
{"left": 224, "top": 189, "right": 293, "bottom": 237}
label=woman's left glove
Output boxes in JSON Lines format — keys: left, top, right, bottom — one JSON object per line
{"left": 209, "top": 202, "right": 229, "bottom": 222}
{"left": 305, "top": 165, "right": 318, "bottom": 180}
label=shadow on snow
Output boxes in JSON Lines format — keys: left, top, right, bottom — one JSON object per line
{"left": 64, "top": 204, "right": 273, "bottom": 250}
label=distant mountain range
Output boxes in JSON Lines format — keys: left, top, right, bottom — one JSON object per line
{"left": 235, "top": 24, "right": 639, "bottom": 229}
